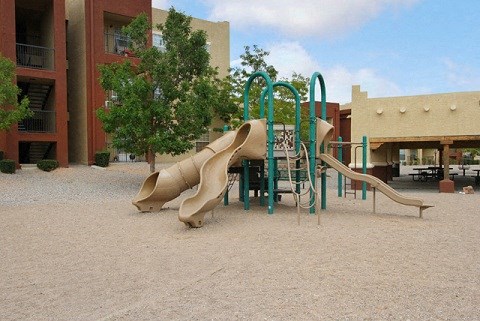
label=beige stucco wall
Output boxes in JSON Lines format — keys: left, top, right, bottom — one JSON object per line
{"left": 343, "top": 85, "right": 480, "bottom": 166}
{"left": 404, "top": 149, "right": 438, "bottom": 165}
{"left": 151, "top": 9, "right": 230, "bottom": 78}
{"left": 152, "top": 8, "right": 230, "bottom": 163}
{"left": 66, "top": 0, "right": 88, "bottom": 164}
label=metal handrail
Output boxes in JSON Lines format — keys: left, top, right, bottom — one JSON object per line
{"left": 16, "top": 43, "right": 54, "bottom": 70}
{"left": 18, "top": 110, "right": 56, "bottom": 133}
{"left": 104, "top": 32, "right": 131, "bottom": 55}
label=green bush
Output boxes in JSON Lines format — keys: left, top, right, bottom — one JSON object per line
{"left": 37, "top": 159, "right": 59, "bottom": 172}
{"left": 0, "top": 159, "right": 16, "bottom": 174}
{"left": 95, "top": 151, "right": 110, "bottom": 167}
{"left": 463, "top": 159, "right": 480, "bottom": 165}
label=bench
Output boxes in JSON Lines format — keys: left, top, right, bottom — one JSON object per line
{"left": 434, "top": 172, "right": 458, "bottom": 180}
{"left": 409, "top": 172, "right": 458, "bottom": 181}
{"left": 470, "top": 176, "right": 480, "bottom": 186}
{"left": 408, "top": 173, "right": 420, "bottom": 181}
{"left": 408, "top": 172, "right": 432, "bottom": 181}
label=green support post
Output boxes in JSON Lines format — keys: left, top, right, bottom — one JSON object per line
{"left": 273, "top": 158, "right": 278, "bottom": 202}
{"left": 224, "top": 182, "right": 229, "bottom": 205}
{"left": 223, "top": 125, "right": 230, "bottom": 206}
{"left": 309, "top": 72, "right": 327, "bottom": 212}
{"left": 239, "top": 170, "right": 244, "bottom": 202}
{"left": 244, "top": 71, "right": 274, "bottom": 213}
{"left": 244, "top": 160, "right": 250, "bottom": 209}
{"left": 260, "top": 162, "right": 265, "bottom": 206}
{"left": 337, "top": 137, "right": 343, "bottom": 197}
{"left": 362, "top": 135, "right": 367, "bottom": 200}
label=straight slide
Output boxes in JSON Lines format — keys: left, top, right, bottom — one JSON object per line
{"left": 316, "top": 118, "right": 432, "bottom": 215}
{"left": 319, "top": 153, "right": 433, "bottom": 210}
{"left": 179, "top": 119, "right": 267, "bottom": 227}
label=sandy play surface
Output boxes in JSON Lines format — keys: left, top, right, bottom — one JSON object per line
{"left": 1, "top": 163, "right": 479, "bottom": 320}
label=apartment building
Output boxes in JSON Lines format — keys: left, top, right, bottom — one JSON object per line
{"left": 66, "top": 3, "right": 230, "bottom": 165}
{"left": 0, "top": 0, "right": 68, "bottom": 166}
{"left": 1, "top": 0, "right": 230, "bottom": 166}
{"left": 66, "top": 0, "right": 152, "bottom": 165}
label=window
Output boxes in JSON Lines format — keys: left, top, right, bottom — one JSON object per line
{"left": 115, "top": 33, "right": 131, "bottom": 55}
{"left": 153, "top": 87, "right": 162, "bottom": 100}
{"left": 104, "top": 90, "right": 119, "bottom": 108}
{"left": 109, "top": 90, "right": 118, "bottom": 102}
{"left": 152, "top": 33, "right": 166, "bottom": 52}
{"left": 195, "top": 132, "right": 210, "bottom": 152}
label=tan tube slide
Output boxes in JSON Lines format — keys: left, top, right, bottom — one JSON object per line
{"left": 132, "top": 130, "right": 238, "bottom": 212}
{"left": 179, "top": 119, "right": 267, "bottom": 227}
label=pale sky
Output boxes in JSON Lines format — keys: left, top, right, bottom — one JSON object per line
{"left": 152, "top": 0, "right": 480, "bottom": 104}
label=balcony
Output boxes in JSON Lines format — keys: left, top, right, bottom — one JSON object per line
{"left": 104, "top": 33, "right": 133, "bottom": 56}
{"left": 18, "top": 110, "right": 56, "bottom": 133}
{"left": 16, "top": 43, "right": 54, "bottom": 70}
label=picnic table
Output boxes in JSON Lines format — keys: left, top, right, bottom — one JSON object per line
{"left": 458, "top": 164, "right": 471, "bottom": 176}
{"left": 471, "top": 169, "right": 480, "bottom": 185}
{"left": 410, "top": 167, "right": 431, "bottom": 181}
{"left": 410, "top": 166, "right": 455, "bottom": 181}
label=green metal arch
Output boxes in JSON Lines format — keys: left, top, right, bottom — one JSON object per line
{"left": 309, "top": 72, "right": 327, "bottom": 211}
{"left": 261, "top": 82, "right": 302, "bottom": 195}
{"left": 243, "top": 71, "right": 276, "bottom": 213}
{"left": 260, "top": 81, "right": 301, "bottom": 154}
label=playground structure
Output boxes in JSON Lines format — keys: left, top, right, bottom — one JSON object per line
{"left": 132, "top": 71, "right": 433, "bottom": 227}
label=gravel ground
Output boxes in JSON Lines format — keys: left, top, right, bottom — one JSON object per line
{"left": 1, "top": 162, "right": 479, "bottom": 320}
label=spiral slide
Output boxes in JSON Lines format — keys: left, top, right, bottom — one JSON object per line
{"left": 179, "top": 119, "right": 267, "bottom": 227}
{"left": 132, "top": 129, "right": 239, "bottom": 212}
{"left": 317, "top": 119, "right": 433, "bottom": 217}
{"left": 132, "top": 119, "right": 266, "bottom": 218}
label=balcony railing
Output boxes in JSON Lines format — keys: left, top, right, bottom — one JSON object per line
{"left": 16, "top": 43, "right": 54, "bottom": 70}
{"left": 104, "top": 33, "right": 132, "bottom": 56}
{"left": 18, "top": 110, "right": 56, "bottom": 133}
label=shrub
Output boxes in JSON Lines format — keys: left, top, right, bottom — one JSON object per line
{"left": 95, "top": 151, "right": 110, "bottom": 167}
{"left": 37, "top": 159, "right": 59, "bottom": 172}
{"left": 0, "top": 159, "right": 16, "bottom": 174}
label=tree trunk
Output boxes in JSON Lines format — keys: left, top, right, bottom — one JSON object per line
{"left": 148, "top": 147, "right": 156, "bottom": 173}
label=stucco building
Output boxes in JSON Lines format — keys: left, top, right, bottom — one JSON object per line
{"left": 342, "top": 85, "right": 480, "bottom": 192}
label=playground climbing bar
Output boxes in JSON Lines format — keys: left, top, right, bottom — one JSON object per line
{"left": 309, "top": 72, "right": 327, "bottom": 211}
{"left": 243, "top": 71, "right": 275, "bottom": 213}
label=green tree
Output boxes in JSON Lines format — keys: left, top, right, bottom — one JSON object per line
{"left": 276, "top": 72, "right": 310, "bottom": 140}
{"left": 97, "top": 9, "right": 232, "bottom": 173}
{"left": 228, "top": 45, "right": 309, "bottom": 139}
{"left": 0, "top": 54, "right": 31, "bottom": 131}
